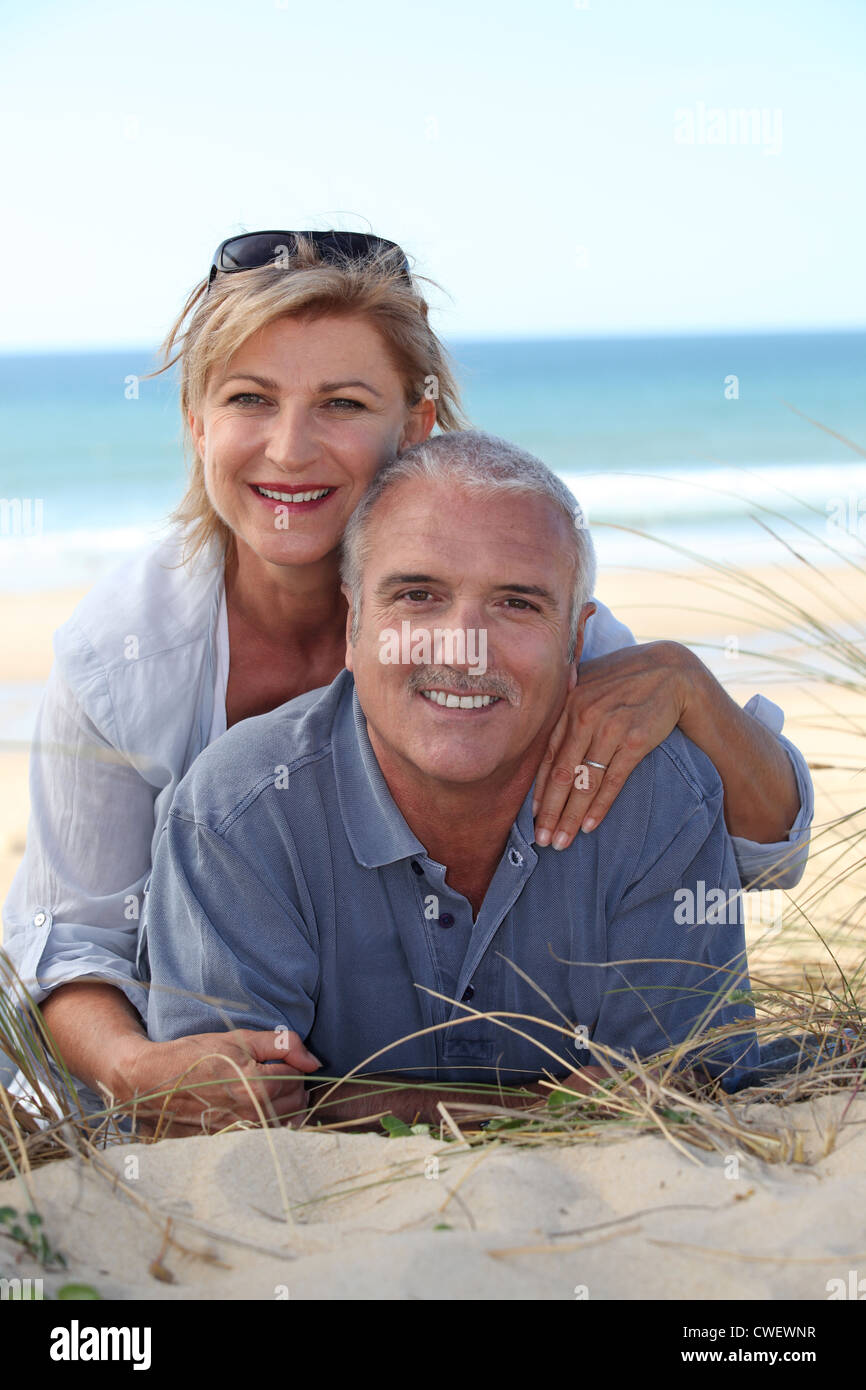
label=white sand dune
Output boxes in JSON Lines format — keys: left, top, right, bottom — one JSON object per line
{"left": 3, "top": 1092, "right": 864, "bottom": 1300}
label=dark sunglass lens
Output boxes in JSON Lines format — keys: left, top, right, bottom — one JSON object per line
{"left": 219, "top": 233, "right": 299, "bottom": 271}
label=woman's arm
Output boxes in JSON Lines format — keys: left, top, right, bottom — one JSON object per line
{"left": 533, "top": 628, "right": 812, "bottom": 887}
{"left": 2, "top": 660, "right": 311, "bottom": 1127}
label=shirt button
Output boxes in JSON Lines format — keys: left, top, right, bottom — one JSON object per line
{"left": 438, "top": 912, "right": 455, "bottom": 928}
{"left": 410, "top": 861, "right": 424, "bottom": 876}
{"left": 33, "top": 911, "right": 47, "bottom": 927}
{"left": 461, "top": 985, "right": 475, "bottom": 1002}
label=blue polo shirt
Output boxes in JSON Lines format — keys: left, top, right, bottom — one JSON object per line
{"left": 142, "top": 670, "right": 760, "bottom": 1090}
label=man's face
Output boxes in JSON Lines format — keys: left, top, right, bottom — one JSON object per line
{"left": 346, "top": 478, "right": 591, "bottom": 789}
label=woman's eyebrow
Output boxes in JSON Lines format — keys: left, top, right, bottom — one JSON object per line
{"left": 216, "top": 371, "right": 281, "bottom": 390}
{"left": 213, "top": 372, "right": 384, "bottom": 398}
{"left": 318, "top": 378, "right": 384, "bottom": 398}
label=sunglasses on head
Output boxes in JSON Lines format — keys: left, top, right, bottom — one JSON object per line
{"left": 206, "top": 230, "right": 411, "bottom": 292}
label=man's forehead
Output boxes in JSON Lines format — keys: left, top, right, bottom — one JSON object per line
{"left": 364, "top": 481, "right": 574, "bottom": 588}
{"left": 369, "top": 477, "right": 572, "bottom": 543}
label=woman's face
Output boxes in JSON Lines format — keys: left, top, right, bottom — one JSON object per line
{"left": 189, "top": 312, "right": 436, "bottom": 570}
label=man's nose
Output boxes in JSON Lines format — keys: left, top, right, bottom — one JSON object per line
{"left": 263, "top": 404, "right": 320, "bottom": 471}
{"left": 437, "top": 597, "right": 490, "bottom": 670}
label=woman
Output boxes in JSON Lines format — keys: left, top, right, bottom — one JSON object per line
{"left": 2, "top": 230, "right": 813, "bottom": 1127}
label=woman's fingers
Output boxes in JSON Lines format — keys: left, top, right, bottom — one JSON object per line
{"left": 534, "top": 709, "right": 590, "bottom": 845}
{"left": 532, "top": 707, "right": 572, "bottom": 820}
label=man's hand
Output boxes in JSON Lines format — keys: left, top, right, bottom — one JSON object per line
{"left": 533, "top": 641, "right": 689, "bottom": 849}
{"left": 115, "top": 1028, "right": 321, "bottom": 1137}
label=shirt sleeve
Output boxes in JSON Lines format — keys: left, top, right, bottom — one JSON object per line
{"left": 583, "top": 599, "right": 813, "bottom": 890}
{"left": 592, "top": 738, "right": 761, "bottom": 1092}
{"left": 1, "top": 658, "right": 155, "bottom": 1020}
{"left": 144, "top": 811, "right": 319, "bottom": 1044}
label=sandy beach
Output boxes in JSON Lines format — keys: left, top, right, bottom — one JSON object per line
{"left": 1, "top": 560, "right": 864, "bottom": 1301}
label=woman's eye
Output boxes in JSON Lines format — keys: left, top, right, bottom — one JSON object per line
{"left": 325, "top": 397, "right": 365, "bottom": 411}
{"left": 228, "top": 392, "right": 265, "bottom": 406}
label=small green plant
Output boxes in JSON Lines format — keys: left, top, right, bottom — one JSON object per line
{"left": 56, "top": 1284, "right": 102, "bottom": 1300}
{"left": 379, "top": 1114, "right": 433, "bottom": 1138}
{"left": 0, "top": 1205, "right": 66, "bottom": 1268}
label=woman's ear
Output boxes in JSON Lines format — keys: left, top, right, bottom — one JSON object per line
{"left": 188, "top": 407, "right": 206, "bottom": 462}
{"left": 400, "top": 395, "right": 437, "bottom": 449}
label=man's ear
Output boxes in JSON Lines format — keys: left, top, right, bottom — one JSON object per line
{"left": 341, "top": 583, "right": 355, "bottom": 672}
{"left": 572, "top": 601, "right": 596, "bottom": 670}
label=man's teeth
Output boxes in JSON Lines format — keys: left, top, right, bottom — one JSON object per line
{"left": 420, "top": 690, "right": 500, "bottom": 708}
{"left": 255, "top": 485, "right": 332, "bottom": 503}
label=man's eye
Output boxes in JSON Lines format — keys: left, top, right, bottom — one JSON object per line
{"left": 503, "top": 598, "right": 536, "bottom": 610}
{"left": 400, "top": 590, "right": 433, "bottom": 603}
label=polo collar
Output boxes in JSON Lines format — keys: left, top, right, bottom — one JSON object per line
{"left": 332, "top": 674, "right": 427, "bottom": 868}
{"left": 332, "top": 671, "right": 539, "bottom": 869}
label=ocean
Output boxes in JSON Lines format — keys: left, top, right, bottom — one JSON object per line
{"left": 0, "top": 330, "right": 864, "bottom": 593}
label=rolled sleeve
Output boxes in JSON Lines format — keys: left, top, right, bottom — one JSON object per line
{"left": 728, "top": 694, "right": 814, "bottom": 890}
{"left": 2, "top": 660, "right": 156, "bottom": 1022}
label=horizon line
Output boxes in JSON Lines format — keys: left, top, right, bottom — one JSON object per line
{"left": 1, "top": 323, "right": 865, "bottom": 357}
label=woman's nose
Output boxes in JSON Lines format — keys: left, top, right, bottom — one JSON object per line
{"left": 263, "top": 405, "right": 320, "bottom": 469}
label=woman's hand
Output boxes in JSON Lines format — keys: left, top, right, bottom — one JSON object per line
{"left": 533, "top": 641, "right": 690, "bottom": 850}
{"left": 115, "top": 1027, "right": 321, "bottom": 1137}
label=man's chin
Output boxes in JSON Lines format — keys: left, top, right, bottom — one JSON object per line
{"left": 403, "top": 742, "right": 513, "bottom": 786}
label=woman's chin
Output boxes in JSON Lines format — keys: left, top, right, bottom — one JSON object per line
{"left": 241, "top": 526, "right": 340, "bottom": 569}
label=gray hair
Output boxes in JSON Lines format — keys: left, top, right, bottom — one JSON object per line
{"left": 340, "top": 430, "right": 596, "bottom": 661}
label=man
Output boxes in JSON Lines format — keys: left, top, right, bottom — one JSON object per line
{"left": 142, "top": 431, "right": 760, "bottom": 1132}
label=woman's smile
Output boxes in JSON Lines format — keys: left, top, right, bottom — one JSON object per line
{"left": 248, "top": 481, "right": 337, "bottom": 513}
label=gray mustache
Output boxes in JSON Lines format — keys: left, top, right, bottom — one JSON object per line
{"left": 406, "top": 667, "right": 520, "bottom": 704}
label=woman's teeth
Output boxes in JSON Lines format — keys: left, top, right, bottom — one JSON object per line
{"left": 255, "top": 485, "right": 332, "bottom": 503}
{"left": 420, "top": 690, "right": 500, "bottom": 708}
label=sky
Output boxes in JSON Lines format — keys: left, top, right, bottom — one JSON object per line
{"left": 1, "top": 0, "right": 864, "bottom": 349}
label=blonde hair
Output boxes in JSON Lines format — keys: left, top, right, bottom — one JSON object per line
{"left": 147, "top": 236, "right": 467, "bottom": 564}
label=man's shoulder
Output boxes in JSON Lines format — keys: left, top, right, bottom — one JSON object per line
{"left": 649, "top": 726, "right": 725, "bottom": 810}
{"left": 602, "top": 726, "right": 724, "bottom": 843}
{"left": 168, "top": 671, "right": 352, "bottom": 832}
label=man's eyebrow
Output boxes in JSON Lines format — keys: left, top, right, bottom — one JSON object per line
{"left": 493, "top": 583, "right": 558, "bottom": 604}
{"left": 375, "top": 573, "right": 439, "bottom": 592}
